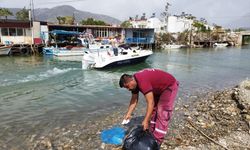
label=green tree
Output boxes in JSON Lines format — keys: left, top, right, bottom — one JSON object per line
{"left": 157, "top": 32, "right": 175, "bottom": 44}
{"left": 16, "top": 7, "right": 29, "bottom": 21}
{"left": 177, "top": 30, "right": 189, "bottom": 44}
{"left": 56, "top": 16, "right": 74, "bottom": 25}
{"left": 233, "top": 28, "right": 246, "bottom": 32}
{"left": 57, "top": 16, "right": 66, "bottom": 24}
{"left": 80, "top": 18, "right": 108, "bottom": 26}
{"left": 185, "top": 14, "right": 196, "bottom": 20}
{"left": 120, "top": 21, "right": 132, "bottom": 28}
{"left": 64, "top": 16, "right": 74, "bottom": 25}
{"left": 192, "top": 21, "right": 207, "bottom": 32}
{"left": 0, "top": 8, "right": 13, "bottom": 19}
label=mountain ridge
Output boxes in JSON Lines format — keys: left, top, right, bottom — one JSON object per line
{"left": 7, "top": 5, "right": 121, "bottom": 25}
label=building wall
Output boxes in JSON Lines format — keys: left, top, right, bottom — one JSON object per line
{"left": 167, "top": 16, "right": 193, "bottom": 33}
{"left": 130, "top": 20, "right": 147, "bottom": 28}
{"left": 129, "top": 16, "right": 193, "bottom": 34}
{"left": 146, "top": 18, "right": 163, "bottom": 33}
{"left": 125, "top": 28, "right": 154, "bottom": 44}
{"left": 0, "top": 20, "right": 32, "bottom": 44}
{"left": 33, "top": 21, "right": 41, "bottom": 39}
{"left": 41, "top": 25, "right": 49, "bottom": 44}
{"left": 1, "top": 36, "right": 32, "bottom": 44}
{"left": 0, "top": 28, "right": 32, "bottom": 44}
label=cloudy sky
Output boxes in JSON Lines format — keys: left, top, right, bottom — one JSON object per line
{"left": 1, "top": 0, "right": 249, "bottom": 26}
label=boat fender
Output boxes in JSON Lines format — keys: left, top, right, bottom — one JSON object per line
{"left": 21, "top": 48, "right": 29, "bottom": 55}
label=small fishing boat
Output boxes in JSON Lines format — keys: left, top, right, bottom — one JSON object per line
{"left": 43, "top": 30, "right": 112, "bottom": 58}
{"left": 44, "top": 46, "right": 85, "bottom": 56}
{"left": 82, "top": 47, "right": 153, "bottom": 69}
{"left": 43, "top": 30, "right": 85, "bottom": 56}
{"left": 162, "top": 44, "right": 184, "bottom": 49}
{"left": 213, "top": 42, "right": 228, "bottom": 47}
{"left": 0, "top": 45, "right": 11, "bottom": 56}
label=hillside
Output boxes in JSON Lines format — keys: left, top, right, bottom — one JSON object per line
{"left": 8, "top": 5, "right": 121, "bottom": 25}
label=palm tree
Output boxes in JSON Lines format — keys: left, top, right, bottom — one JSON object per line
{"left": 56, "top": 16, "right": 66, "bottom": 24}
{"left": 0, "top": 8, "right": 13, "bottom": 19}
{"left": 16, "top": 7, "right": 29, "bottom": 21}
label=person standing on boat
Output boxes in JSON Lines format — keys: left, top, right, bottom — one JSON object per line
{"left": 119, "top": 68, "right": 179, "bottom": 145}
{"left": 111, "top": 37, "right": 118, "bottom": 56}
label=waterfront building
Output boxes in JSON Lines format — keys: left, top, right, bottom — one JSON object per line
{"left": 0, "top": 19, "right": 47, "bottom": 45}
{"left": 129, "top": 15, "right": 193, "bottom": 34}
{"left": 0, "top": 19, "right": 32, "bottom": 45}
{"left": 0, "top": 19, "right": 154, "bottom": 46}
{"left": 166, "top": 16, "right": 193, "bottom": 33}
{"left": 42, "top": 24, "right": 154, "bottom": 46}
{"left": 146, "top": 18, "right": 164, "bottom": 33}
{"left": 129, "top": 16, "right": 164, "bottom": 33}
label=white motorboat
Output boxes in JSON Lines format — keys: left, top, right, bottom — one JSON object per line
{"left": 162, "top": 44, "right": 184, "bottom": 49}
{"left": 53, "top": 55, "right": 83, "bottom": 62}
{"left": 82, "top": 47, "right": 153, "bottom": 69}
{"left": 44, "top": 43, "right": 112, "bottom": 57}
{"left": 0, "top": 45, "right": 11, "bottom": 56}
{"left": 43, "top": 30, "right": 112, "bottom": 58}
{"left": 44, "top": 46, "right": 85, "bottom": 56}
{"left": 213, "top": 42, "right": 228, "bottom": 47}
{"left": 43, "top": 30, "right": 85, "bottom": 56}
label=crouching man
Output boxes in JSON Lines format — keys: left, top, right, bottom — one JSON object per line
{"left": 119, "top": 68, "right": 179, "bottom": 145}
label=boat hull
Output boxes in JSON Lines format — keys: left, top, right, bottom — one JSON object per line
{"left": 0, "top": 46, "right": 11, "bottom": 56}
{"left": 97, "top": 54, "right": 150, "bottom": 69}
{"left": 213, "top": 43, "right": 228, "bottom": 47}
{"left": 162, "top": 44, "right": 184, "bottom": 49}
{"left": 82, "top": 49, "right": 153, "bottom": 69}
{"left": 93, "top": 50, "right": 153, "bottom": 69}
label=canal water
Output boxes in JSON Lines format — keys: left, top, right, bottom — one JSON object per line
{"left": 0, "top": 46, "right": 250, "bottom": 148}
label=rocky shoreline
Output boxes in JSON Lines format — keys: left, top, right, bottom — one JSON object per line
{"left": 7, "top": 80, "right": 249, "bottom": 150}
{"left": 162, "top": 79, "right": 250, "bottom": 150}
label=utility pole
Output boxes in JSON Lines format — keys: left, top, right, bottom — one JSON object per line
{"left": 72, "top": 12, "right": 75, "bottom": 25}
{"left": 161, "top": 0, "right": 171, "bottom": 32}
{"left": 29, "top": 0, "right": 35, "bottom": 53}
{"left": 31, "top": 0, "right": 35, "bottom": 20}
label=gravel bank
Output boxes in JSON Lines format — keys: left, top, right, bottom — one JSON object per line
{"left": 9, "top": 80, "right": 249, "bottom": 150}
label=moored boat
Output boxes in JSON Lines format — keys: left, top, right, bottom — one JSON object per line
{"left": 43, "top": 30, "right": 112, "bottom": 59}
{"left": 162, "top": 44, "right": 184, "bottom": 49}
{"left": 213, "top": 42, "right": 228, "bottom": 47}
{"left": 43, "top": 30, "right": 85, "bottom": 56}
{"left": 0, "top": 45, "right": 11, "bottom": 56}
{"left": 82, "top": 47, "right": 153, "bottom": 69}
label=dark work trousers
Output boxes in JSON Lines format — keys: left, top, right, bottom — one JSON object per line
{"left": 150, "top": 81, "right": 179, "bottom": 144}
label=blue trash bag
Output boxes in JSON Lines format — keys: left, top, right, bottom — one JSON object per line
{"left": 101, "top": 126, "right": 125, "bottom": 145}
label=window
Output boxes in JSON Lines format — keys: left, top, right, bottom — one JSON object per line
{"left": 9, "top": 28, "right": 17, "bottom": 36}
{"left": 1, "top": 28, "right": 8, "bottom": 36}
{"left": 133, "top": 32, "right": 139, "bottom": 38}
{"left": 133, "top": 31, "right": 146, "bottom": 38}
{"left": 17, "top": 28, "right": 24, "bottom": 36}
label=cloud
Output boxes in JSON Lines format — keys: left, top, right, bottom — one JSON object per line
{"left": 1, "top": 0, "right": 250, "bottom": 27}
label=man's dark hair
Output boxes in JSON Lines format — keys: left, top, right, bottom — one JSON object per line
{"left": 119, "top": 74, "right": 133, "bottom": 88}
